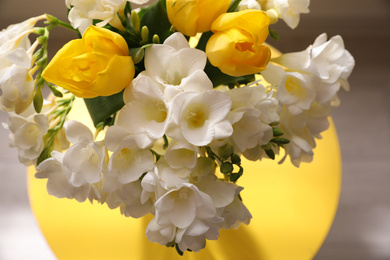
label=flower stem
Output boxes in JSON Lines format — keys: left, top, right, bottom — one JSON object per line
{"left": 45, "top": 14, "right": 79, "bottom": 33}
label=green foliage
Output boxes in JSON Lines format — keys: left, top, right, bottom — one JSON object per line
{"left": 140, "top": 0, "right": 172, "bottom": 43}
{"left": 84, "top": 91, "right": 125, "bottom": 127}
{"left": 269, "top": 28, "right": 280, "bottom": 41}
{"left": 228, "top": 0, "right": 242, "bottom": 12}
{"left": 37, "top": 95, "right": 75, "bottom": 165}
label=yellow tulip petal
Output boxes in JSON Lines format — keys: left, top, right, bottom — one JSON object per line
{"left": 83, "top": 26, "right": 129, "bottom": 56}
{"left": 167, "top": 0, "right": 199, "bottom": 36}
{"left": 42, "top": 25, "right": 134, "bottom": 98}
{"left": 206, "top": 10, "right": 271, "bottom": 77}
{"left": 167, "top": 0, "right": 230, "bottom": 36}
{"left": 197, "top": 0, "right": 230, "bottom": 32}
{"left": 92, "top": 55, "right": 135, "bottom": 97}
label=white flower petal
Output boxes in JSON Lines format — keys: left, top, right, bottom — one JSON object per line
{"left": 7, "top": 48, "right": 31, "bottom": 68}
{"left": 65, "top": 120, "right": 93, "bottom": 143}
{"left": 104, "top": 125, "right": 129, "bottom": 151}
{"left": 163, "top": 32, "right": 190, "bottom": 51}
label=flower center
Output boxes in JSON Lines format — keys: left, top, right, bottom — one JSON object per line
{"left": 235, "top": 42, "right": 255, "bottom": 52}
{"left": 184, "top": 104, "right": 208, "bottom": 129}
{"left": 145, "top": 99, "right": 167, "bottom": 123}
{"left": 165, "top": 71, "right": 183, "bottom": 86}
{"left": 285, "top": 76, "right": 306, "bottom": 98}
{"left": 83, "top": 145, "right": 99, "bottom": 164}
{"left": 114, "top": 148, "right": 134, "bottom": 168}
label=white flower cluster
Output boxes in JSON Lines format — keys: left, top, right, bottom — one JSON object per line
{"left": 34, "top": 33, "right": 280, "bottom": 252}
{"left": 0, "top": 16, "right": 67, "bottom": 166}
{"left": 262, "top": 33, "right": 355, "bottom": 166}
{"left": 238, "top": 0, "right": 310, "bottom": 29}
{"left": 0, "top": 16, "right": 44, "bottom": 114}
{"left": 66, "top": 0, "right": 149, "bottom": 34}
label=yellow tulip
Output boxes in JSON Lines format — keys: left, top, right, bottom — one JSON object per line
{"left": 166, "top": 0, "right": 231, "bottom": 36}
{"left": 42, "top": 26, "right": 134, "bottom": 98}
{"left": 206, "top": 10, "right": 271, "bottom": 77}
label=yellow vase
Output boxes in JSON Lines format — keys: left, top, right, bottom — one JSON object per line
{"left": 27, "top": 97, "right": 341, "bottom": 260}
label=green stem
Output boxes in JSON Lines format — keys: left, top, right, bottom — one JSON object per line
{"left": 45, "top": 14, "right": 79, "bottom": 33}
{"left": 205, "top": 146, "right": 223, "bottom": 164}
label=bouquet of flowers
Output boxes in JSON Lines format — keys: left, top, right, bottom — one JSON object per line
{"left": 0, "top": 0, "right": 354, "bottom": 255}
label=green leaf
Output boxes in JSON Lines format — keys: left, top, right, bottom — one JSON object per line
{"left": 228, "top": 0, "right": 242, "bottom": 12}
{"left": 269, "top": 28, "right": 280, "bottom": 41}
{"left": 204, "top": 61, "right": 255, "bottom": 88}
{"left": 37, "top": 146, "right": 52, "bottom": 165}
{"left": 129, "top": 47, "right": 145, "bottom": 64}
{"left": 140, "top": 0, "right": 172, "bottom": 43}
{"left": 196, "top": 31, "right": 213, "bottom": 51}
{"left": 84, "top": 91, "right": 125, "bottom": 127}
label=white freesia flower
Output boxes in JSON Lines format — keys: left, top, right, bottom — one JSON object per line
{"left": 143, "top": 32, "right": 212, "bottom": 101}
{"left": 155, "top": 158, "right": 191, "bottom": 189}
{"left": 278, "top": 106, "right": 315, "bottom": 165}
{"left": 146, "top": 218, "right": 176, "bottom": 245}
{"left": 101, "top": 169, "right": 153, "bottom": 218}
{"left": 35, "top": 151, "right": 91, "bottom": 202}
{"left": 0, "top": 16, "right": 45, "bottom": 113}
{"left": 119, "top": 180, "right": 154, "bottom": 218}
{"left": 221, "top": 187, "right": 252, "bottom": 229}
{"left": 5, "top": 106, "right": 48, "bottom": 165}
{"left": 66, "top": 0, "right": 149, "bottom": 34}
{"left": 141, "top": 167, "right": 169, "bottom": 204}
{"left": 0, "top": 15, "right": 45, "bottom": 71}
{"left": 164, "top": 140, "right": 198, "bottom": 170}
{"left": 154, "top": 183, "right": 216, "bottom": 229}
{"left": 265, "top": 0, "right": 310, "bottom": 29}
{"left": 238, "top": 0, "right": 261, "bottom": 11}
{"left": 63, "top": 120, "right": 105, "bottom": 187}
{"left": 147, "top": 213, "right": 223, "bottom": 252}
{"left": 196, "top": 175, "right": 237, "bottom": 209}
{"left": 279, "top": 101, "right": 332, "bottom": 166}
{"left": 262, "top": 63, "right": 316, "bottom": 116}
{"left": 226, "top": 85, "right": 279, "bottom": 157}
{"left": 167, "top": 90, "right": 233, "bottom": 146}
{"left": 175, "top": 217, "right": 223, "bottom": 252}
{"left": 273, "top": 33, "right": 355, "bottom": 104}
{"left": 311, "top": 34, "right": 355, "bottom": 85}
{"left": 190, "top": 157, "right": 216, "bottom": 183}
{"left": 105, "top": 125, "right": 155, "bottom": 184}
{"left": 119, "top": 74, "right": 170, "bottom": 141}
{"left": 262, "top": 33, "right": 354, "bottom": 166}
{"left": 0, "top": 47, "right": 36, "bottom": 114}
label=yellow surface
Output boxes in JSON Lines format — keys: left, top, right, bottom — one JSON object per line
{"left": 27, "top": 97, "right": 341, "bottom": 260}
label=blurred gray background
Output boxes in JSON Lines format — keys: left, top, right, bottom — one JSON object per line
{"left": 0, "top": 0, "right": 389, "bottom": 259}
